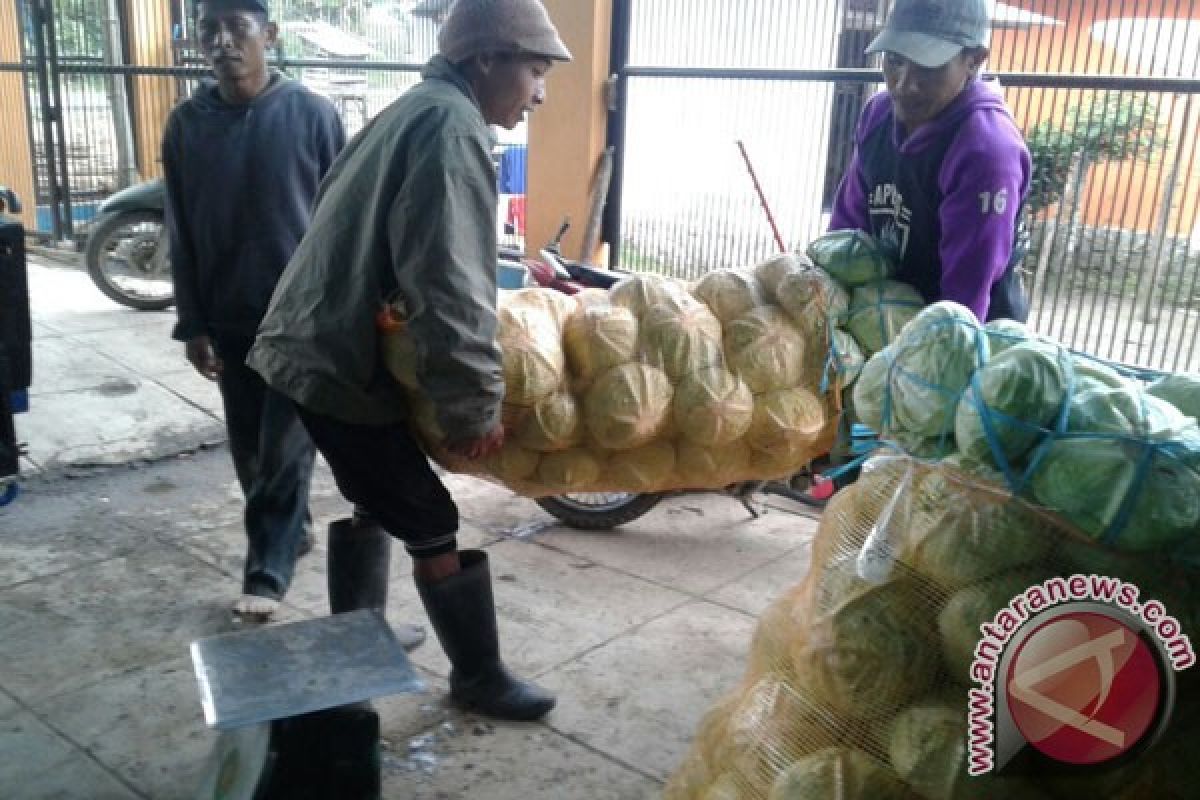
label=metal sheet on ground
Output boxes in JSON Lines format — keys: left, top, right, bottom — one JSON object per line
{"left": 190, "top": 609, "right": 424, "bottom": 730}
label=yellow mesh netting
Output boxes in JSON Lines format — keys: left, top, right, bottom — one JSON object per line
{"left": 382, "top": 256, "right": 844, "bottom": 497}
{"left": 665, "top": 453, "right": 1200, "bottom": 800}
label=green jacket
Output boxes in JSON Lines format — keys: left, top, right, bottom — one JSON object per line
{"left": 248, "top": 56, "right": 502, "bottom": 438}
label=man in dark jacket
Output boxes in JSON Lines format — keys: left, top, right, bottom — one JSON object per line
{"left": 164, "top": 0, "right": 344, "bottom": 618}
{"left": 249, "top": 0, "right": 570, "bottom": 721}
{"left": 830, "top": 0, "right": 1033, "bottom": 322}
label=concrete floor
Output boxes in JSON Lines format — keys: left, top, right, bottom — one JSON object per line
{"left": 1, "top": 260, "right": 821, "bottom": 799}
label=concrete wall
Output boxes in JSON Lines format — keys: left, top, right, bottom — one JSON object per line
{"left": 525, "top": 0, "right": 612, "bottom": 263}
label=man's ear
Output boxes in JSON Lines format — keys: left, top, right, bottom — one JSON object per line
{"left": 472, "top": 52, "right": 498, "bottom": 77}
{"left": 264, "top": 20, "right": 279, "bottom": 49}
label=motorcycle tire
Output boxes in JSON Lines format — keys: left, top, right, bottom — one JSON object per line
{"left": 85, "top": 210, "right": 174, "bottom": 311}
{"left": 536, "top": 492, "right": 662, "bottom": 530}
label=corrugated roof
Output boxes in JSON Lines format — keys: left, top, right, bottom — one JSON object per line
{"left": 282, "top": 20, "right": 373, "bottom": 58}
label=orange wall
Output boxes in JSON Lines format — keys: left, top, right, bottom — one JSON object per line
{"left": 124, "top": 1, "right": 176, "bottom": 179}
{"left": 526, "top": 0, "right": 612, "bottom": 262}
{"left": 995, "top": 1, "right": 1200, "bottom": 236}
{"left": 0, "top": 2, "right": 36, "bottom": 229}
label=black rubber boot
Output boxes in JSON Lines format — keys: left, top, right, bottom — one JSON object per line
{"left": 327, "top": 518, "right": 426, "bottom": 652}
{"left": 417, "top": 549, "right": 556, "bottom": 721}
{"left": 257, "top": 705, "right": 382, "bottom": 800}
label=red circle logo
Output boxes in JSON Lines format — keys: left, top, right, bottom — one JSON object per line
{"left": 1005, "top": 611, "right": 1162, "bottom": 766}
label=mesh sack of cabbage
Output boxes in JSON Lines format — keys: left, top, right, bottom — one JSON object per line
{"left": 852, "top": 301, "right": 1200, "bottom": 557}
{"left": 380, "top": 255, "right": 847, "bottom": 497}
{"left": 804, "top": 229, "right": 926, "bottom": 363}
{"left": 665, "top": 453, "right": 1200, "bottom": 800}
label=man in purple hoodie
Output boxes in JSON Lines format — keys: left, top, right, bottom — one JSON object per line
{"left": 830, "top": 0, "right": 1032, "bottom": 322}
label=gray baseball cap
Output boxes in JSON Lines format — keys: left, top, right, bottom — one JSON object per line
{"left": 866, "top": 0, "right": 991, "bottom": 68}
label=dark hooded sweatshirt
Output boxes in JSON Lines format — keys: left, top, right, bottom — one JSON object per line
{"left": 163, "top": 73, "right": 345, "bottom": 342}
{"left": 830, "top": 80, "right": 1032, "bottom": 322}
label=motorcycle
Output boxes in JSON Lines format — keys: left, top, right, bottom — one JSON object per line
{"left": 84, "top": 178, "right": 174, "bottom": 311}
{"left": 515, "top": 220, "right": 869, "bottom": 531}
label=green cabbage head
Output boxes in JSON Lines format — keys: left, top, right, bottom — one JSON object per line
{"left": 889, "top": 301, "right": 989, "bottom": 439}
{"left": 806, "top": 229, "right": 895, "bottom": 287}
{"left": 955, "top": 339, "right": 1070, "bottom": 468}
{"left": 844, "top": 280, "right": 925, "bottom": 356}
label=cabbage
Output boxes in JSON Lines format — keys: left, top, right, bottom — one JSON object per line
{"left": 673, "top": 367, "right": 755, "bottom": 447}
{"left": 499, "top": 287, "right": 576, "bottom": 328}
{"left": 809, "top": 553, "right": 878, "bottom": 617}
{"left": 983, "top": 317, "right": 1030, "bottom": 356}
{"left": 640, "top": 302, "right": 725, "bottom": 381}
{"left": 749, "top": 444, "right": 812, "bottom": 480}
{"left": 1030, "top": 434, "right": 1200, "bottom": 551}
{"left": 572, "top": 287, "right": 610, "bottom": 313}
{"left": 844, "top": 280, "right": 924, "bottom": 356}
{"left": 483, "top": 444, "right": 541, "bottom": 483}
{"left": 724, "top": 307, "right": 807, "bottom": 393}
{"left": 888, "top": 302, "right": 988, "bottom": 439}
{"left": 535, "top": 448, "right": 603, "bottom": 491}
{"left": 607, "top": 441, "right": 675, "bottom": 492}
{"left": 1071, "top": 356, "right": 1131, "bottom": 392}
{"left": 583, "top": 363, "right": 673, "bottom": 450}
{"left": 887, "top": 703, "right": 964, "bottom": 799}
{"left": 692, "top": 268, "right": 766, "bottom": 323}
{"left": 745, "top": 387, "right": 828, "bottom": 454}
{"left": 675, "top": 440, "right": 752, "bottom": 487}
{"left": 699, "top": 773, "right": 742, "bottom": 800}
{"left": 562, "top": 304, "right": 639, "bottom": 384}
{"left": 955, "top": 339, "right": 1070, "bottom": 468}
{"left": 754, "top": 252, "right": 809, "bottom": 300}
{"left": 768, "top": 748, "right": 908, "bottom": 800}
{"left": 851, "top": 346, "right": 894, "bottom": 432}
{"left": 1028, "top": 387, "right": 1200, "bottom": 551}
{"left": 1148, "top": 373, "right": 1200, "bottom": 420}
{"left": 514, "top": 390, "right": 581, "bottom": 452}
{"left": 829, "top": 329, "right": 865, "bottom": 387}
{"left": 747, "top": 588, "right": 806, "bottom": 677}
{"left": 939, "top": 571, "right": 1046, "bottom": 682}
{"left": 774, "top": 267, "right": 850, "bottom": 350}
{"left": 896, "top": 433, "right": 958, "bottom": 460}
{"left": 712, "top": 678, "right": 843, "bottom": 795}
{"left": 496, "top": 307, "right": 564, "bottom": 406}
{"left": 806, "top": 229, "right": 894, "bottom": 288}
{"left": 905, "top": 463, "right": 1051, "bottom": 589}
{"left": 610, "top": 273, "right": 693, "bottom": 318}
{"left": 1065, "top": 384, "right": 1190, "bottom": 437}
{"left": 887, "top": 701, "right": 1051, "bottom": 800}
{"left": 791, "top": 579, "right": 939, "bottom": 715}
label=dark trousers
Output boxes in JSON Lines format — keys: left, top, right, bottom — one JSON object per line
{"left": 215, "top": 336, "right": 316, "bottom": 599}
{"left": 295, "top": 406, "right": 459, "bottom": 559}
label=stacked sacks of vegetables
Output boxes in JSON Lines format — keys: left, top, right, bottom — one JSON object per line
{"left": 382, "top": 257, "right": 842, "bottom": 496}
{"left": 807, "top": 230, "right": 925, "bottom": 371}
{"left": 853, "top": 302, "right": 1200, "bottom": 556}
{"left": 666, "top": 454, "right": 1200, "bottom": 800}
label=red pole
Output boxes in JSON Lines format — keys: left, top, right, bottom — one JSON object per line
{"left": 736, "top": 139, "right": 787, "bottom": 253}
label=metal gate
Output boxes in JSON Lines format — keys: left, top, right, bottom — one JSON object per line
{"left": 605, "top": 0, "right": 1200, "bottom": 372}
{"left": 0, "top": 0, "right": 484, "bottom": 240}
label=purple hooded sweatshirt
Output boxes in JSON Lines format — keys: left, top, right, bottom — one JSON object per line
{"left": 830, "top": 79, "right": 1032, "bottom": 322}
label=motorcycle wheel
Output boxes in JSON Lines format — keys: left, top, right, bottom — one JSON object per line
{"left": 535, "top": 492, "right": 662, "bottom": 530}
{"left": 85, "top": 210, "right": 174, "bottom": 311}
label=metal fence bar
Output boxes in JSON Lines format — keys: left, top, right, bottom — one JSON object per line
{"left": 1, "top": 0, "right": 534, "bottom": 248}
{"left": 609, "top": 0, "right": 1200, "bottom": 371}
